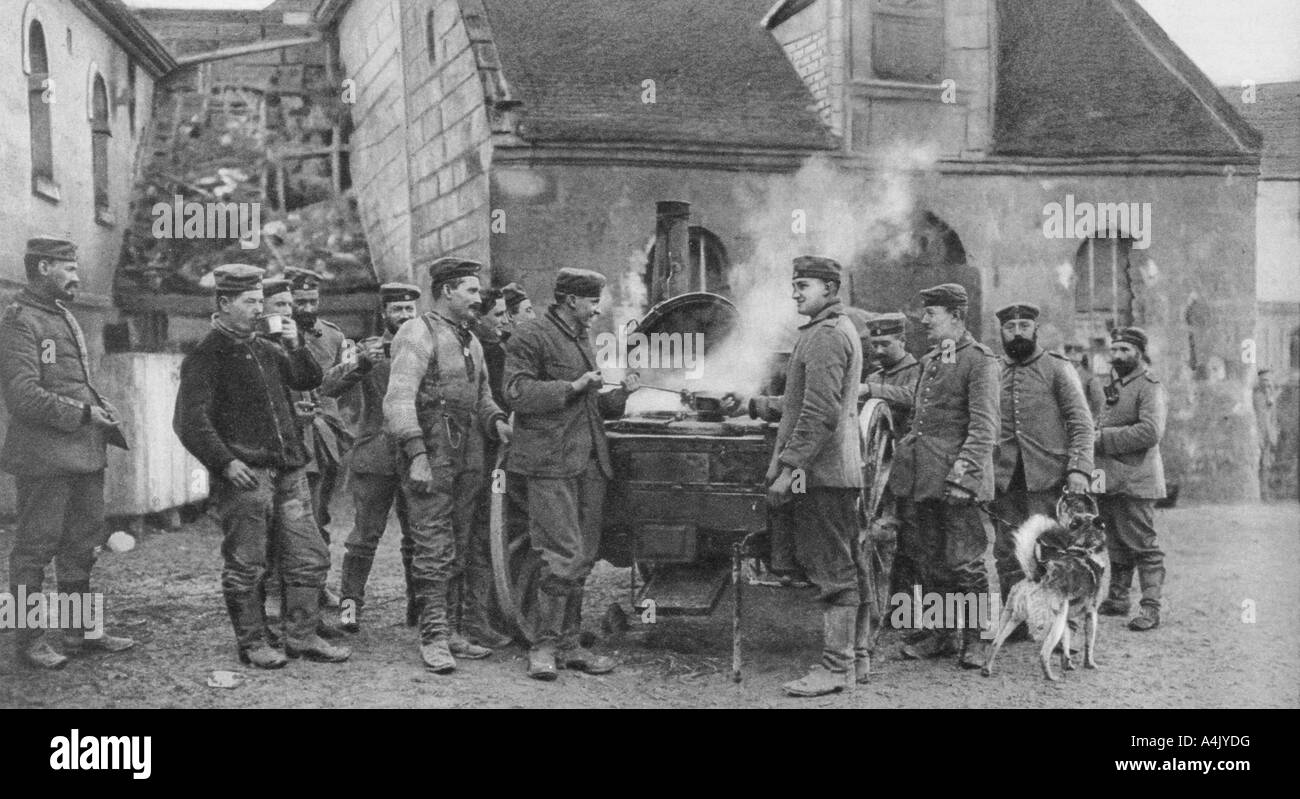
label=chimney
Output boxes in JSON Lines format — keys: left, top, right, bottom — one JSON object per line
{"left": 651, "top": 201, "right": 691, "bottom": 305}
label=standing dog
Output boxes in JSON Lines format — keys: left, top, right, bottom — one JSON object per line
{"left": 981, "top": 509, "right": 1107, "bottom": 680}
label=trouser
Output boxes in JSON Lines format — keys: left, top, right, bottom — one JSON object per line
{"left": 913, "top": 498, "right": 989, "bottom": 628}
{"left": 215, "top": 466, "right": 328, "bottom": 648}
{"left": 340, "top": 470, "right": 413, "bottom": 605}
{"left": 8, "top": 470, "right": 107, "bottom": 647}
{"left": 307, "top": 463, "right": 340, "bottom": 543}
{"left": 888, "top": 495, "right": 920, "bottom": 597}
{"left": 991, "top": 460, "right": 1061, "bottom": 595}
{"left": 1099, "top": 494, "right": 1165, "bottom": 610}
{"left": 770, "top": 487, "right": 865, "bottom": 608}
{"left": 401, "top": 459, "right": 482, "bottom": 644}
{"left": 524, "top": 460, "right": 606, "bottom": 645}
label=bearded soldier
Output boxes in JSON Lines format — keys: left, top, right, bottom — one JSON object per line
{"left": 890, "top": 283, "right": 999, "bottom": 669}
{"left": 1, "top": 236, "right": 135, "bottom": 669}
{"left": 384, "top": 258, "right": 511, "bottom": 672}
{"left": 1095, "top": 327, "right": 1167, "bottom": 632}
{"left": 990, "top": 303, "right": 1094, "bottom": 601}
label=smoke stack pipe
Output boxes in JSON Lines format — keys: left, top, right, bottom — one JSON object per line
{"left": 652, "top": 201, "right": 691, "bottom": 304}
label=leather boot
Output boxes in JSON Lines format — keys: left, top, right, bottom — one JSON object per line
{"left": 420, "top": 636, "right": 456, "bottom": 674}
{"left": 853, "top": 603, "right": 872, "bottom": 684}
{"left": 463, "top": 557, "right": 513, "bottom": 649}
{"left": 17, "top": 637, "right": 68, "bottom": 670}
{"left": 339, "top": 553, "right": 372, "bottom": 632}
{"left": 558, "top": 589, "right": 615, "bottom": 674}
{"left": 446, "top": 578, "right": 492, "bottom": 659}
{"left": 283, "top": 586, "right": 351, "bottom": 663}
{"left": 338, "top": 598, "right": 360, "bottom": 634}
{"left": 957, "top": 627, "right": 986, "bottom": 669}
{"left": 1101, "top": 564, "right": 1133, "bottom": 615}
{"left": 784, "top": 604, "right": 856, "bottom": 696}
{"left": 527, "top": 590, "right": 566, "bottom": 681}
{"left": 58, "top": 580, "right": 135, "bottom": 655}
{"left": 901, "top": 628, "right": 959, "bottom": 660}
{"left": 1129, "top": 563, "right": 1164, "bottom": 631}
{"left": 225, "top": 589, "right": 277, "bottom": 665}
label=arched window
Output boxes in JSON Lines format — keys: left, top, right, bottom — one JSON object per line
{"left": 27, "top": 19, "right": 56, "bottom": 198}
{"left": 91, "top": 73, "right": 111, "bottom": 221}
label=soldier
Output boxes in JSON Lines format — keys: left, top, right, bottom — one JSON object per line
{"left": 1253, "top": 369, "right": 1280, "bottom": 501}
{"left": 0, "top": 236, "right": 135, "bottom": 669}
{"left": 990, "top": 303, "right": 1094, "bottom": 604}
{"left": 1095, "top": 327, "right": 1167, "bottom": 632}
{"left": 175, "top": 264, "right": 349, "bottom": 668}
{"left": 503, "top": 268, "right": 638, "bottom": 681}
{"left": 384, "top": 257, "right": 511, "bottom": 673}
{"left": 286, "top": 268, "right": 351, "bottom": 577}
{"left": 890, "top": 283, "right": 999, "bottom": 669}
{"left": 502, "top": 282, "right": 534, "bottom": 328}
{"left": 725, "top": 256, "right": 866, "bottom": 696}
{"left": 859, "top": 312, "right": 923, "bottom": 604}
{"left": 328, "top": 283, "right": 421, "bottom": 634}
{"left": 474, "top": 286, "right": 510, "bottom": 410}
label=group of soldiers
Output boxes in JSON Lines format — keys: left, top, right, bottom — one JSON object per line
{"left": 2, "top": 234, "right": 1169, "bottom": 699}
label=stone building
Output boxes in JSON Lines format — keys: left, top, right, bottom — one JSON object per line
{"left": 0, "top": 0, "right": 175, "bottom": 513}
{"left": 316, "top": 0, "right": 1265, "bottom": 501}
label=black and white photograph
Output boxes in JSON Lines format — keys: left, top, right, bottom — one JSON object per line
{"left": 0, "top": 0, "right": 1296, "bottom": 738}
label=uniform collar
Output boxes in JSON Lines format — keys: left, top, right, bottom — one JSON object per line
{"left": 17, "top": 287, "right": 69, "bottom": 315}
{"left": 882, "top": 352, "right": 918, "bottom": 375}
{"left": 546, "top": 306, "right": 585, "bottom": 340}
{"left": 1001, "top": 345, "right": 1045, "bottom": 367}
{"left": 798, "top": 298, "right": 843, "bottom": 329}
{"left": 927, "top": 329, "right": 975, "bottom": 355}
{"left": 428, "top": 309, "right": 471, "bottom": 336}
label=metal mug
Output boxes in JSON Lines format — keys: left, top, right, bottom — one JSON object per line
{"left": 258, "top": 313, "right": 284, "bottom": 336}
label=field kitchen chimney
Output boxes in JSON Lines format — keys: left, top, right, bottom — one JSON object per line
{"left": 651, "top": 200, "right": 691, "bottom": 305}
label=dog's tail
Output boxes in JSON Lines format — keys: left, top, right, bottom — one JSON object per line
{"left": 1013, "top": 514, "right": 1057, "bottom": 578}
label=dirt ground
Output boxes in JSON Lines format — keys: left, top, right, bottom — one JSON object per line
{"left": 1, "top": 500, "right": 1297, "bottom": 709}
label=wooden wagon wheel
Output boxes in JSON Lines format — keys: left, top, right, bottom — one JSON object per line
{"left": 856, "top": 398, "right": 896, "bottom": 633}
{"left": 488, "top": 443, "right": 545, "bottom": 642}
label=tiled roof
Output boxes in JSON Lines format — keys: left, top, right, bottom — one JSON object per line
{"left": 481, "top": 0, "right": 835, "bottom": 150}
{"left": 993, "top": 0, "right": 1261, "bottom": 158}
{"left": 1219, "top": 82, "right": 1300, "bottom": 179}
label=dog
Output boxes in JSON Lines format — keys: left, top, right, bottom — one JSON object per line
{"left": 981, "top": 507, "right": 1108, "bottom": 681}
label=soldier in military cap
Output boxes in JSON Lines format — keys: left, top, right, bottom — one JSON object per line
{"left": 990, "top": 302, "right": 1094, "bottom": 606}
{"left": 504, "top": 267, "right": 639, "bottom": 681}
{"left": 1065, "top": 342, "right": 1107, "bottom": 418}
{"left": 384, "top": 257, "right": 512, "bottom": 672}
{"left": 285, "top": 267, "right": 352, "bottom": 598}
{"left": 325, "top": 283, "right": 422, "bottom": 633}
{"left": 859, "top": 311, "right": 924, "bottom": 607}
{"left": 175, "top": 264, "right": 350, "bottom": 667}
{"left": 724, "top": 256, "right": 867, "bottom": 696}
{"left": 890, "top": 283, "right": 1000, "bottom": 668}
{"left": 1095, "top": 326, "right": 1167, "bottom": 631}
{"left": 501, "top": 282, "right": 534, "bottom": 329}
{"left": 1, "top": 236, "right": 135, "bottom": 669}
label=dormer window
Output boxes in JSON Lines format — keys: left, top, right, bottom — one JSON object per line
{"left": 855, "top": 0, "right": 945, "bottom": 84}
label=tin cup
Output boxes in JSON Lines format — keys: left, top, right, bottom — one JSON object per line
{"left": 258, "top": 313, "right": 284, "bottom": 336}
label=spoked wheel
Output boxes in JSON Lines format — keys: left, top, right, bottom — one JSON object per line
{"left": 489, "top": 445, "right": 545, "bottom": 643}
{"left": 856, "top": 398, "right": 896, "bottom": 634}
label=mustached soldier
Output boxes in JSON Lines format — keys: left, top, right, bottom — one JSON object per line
{"left": 328, "top": 284, "right": 421, "bottom": 633}
{"left": 1095, "top": 327, "right": 1167, "bottom": 632}
{"left": 890, "top": 283, "right": 999, "bottom": 669}
{"left": 1, "top": 236, "right": 135, "bottom": 669}
{"left": 384, "top": 258, "right": 511, "bottom": 673}
{"left": 175, "top": 264, "right": 349, "bottom": 668}
{"left": 990, "top": 303, "right": 1094, "bottom": 604}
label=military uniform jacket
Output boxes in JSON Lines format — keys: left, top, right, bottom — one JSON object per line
{"left": 326, "top": 330, "right": 396, "bottom": 475}
{"left": 384, "top": 312, "right": 506, "bottom": 475}
{"left": 298, "top": 318, "right": 354, "bottom": 471}
{"left": 503, "top": 307, "right": 629, "bottom": 479}
{"left": 0, "top": 288, "right": 116, "bottom": 476}
{"left": 863, "top": 352, "right": 920, "bottom": 434}
{"left": 888, "top": 330, "right": 1000, "bottom": 501}
{"left": 175, "top": 328, "right": 323, "bottom": 474}
{"left": 994, "top": 347, "right": 1095, "bottom": 492}
{"left": 765, "top": 300, "right": 863, "bottom": 488}
{"left": 1095, "top": 363, "right": 1166, "bottom": 499}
